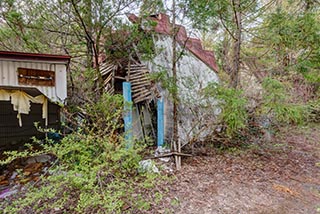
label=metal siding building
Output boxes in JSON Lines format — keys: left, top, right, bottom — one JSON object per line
{"left": 0, "top": 51, "right": 70, "bottom": 148}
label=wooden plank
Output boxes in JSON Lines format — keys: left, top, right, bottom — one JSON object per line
{"left": 125, "top": 67, "right": 148, "bottom": 71}
{"left": 130, "top": 78, "right": 150, "bottom": 84}
{"left": 130, "top": 72, "right": 149, "bottom": 77}
{"left": 106, "top": 87, "right": 114, "bottom": 95}
{"left": 127, "top": 64, "right": 146, "bottom": 68}
{"left": 103, "top": 73, "right": 113, "bottom": 84}
{"left": 132, "top": 86, "right": 150, "bottom": 93}
{"left": 127, "top": 69, "right": 149, "bottom": 74}
{"left": 130, "top": 77, "right": 148, "bottom": 82}
{"left": 114, "top": 76, "right": 126, "bottom": 80}
{"left": 133, "top": 91, "right": 152, "bottom": 100}
{"left": 132, "top": 89, "right": 150, "bottom": 99}
{"left": 131, "top": 84, "right": 149, "bottom": 90}
{"left": 133, "top": 89, "right": 150, "bottom": 97}
{"left": 134, "top": 95, "right": 153, "bottom": 103}
{"left": 132, "top": 85, "right": 150, "bottom": 91}
{"left": 100, "top": 67, "right": 114, "bottom": 76}
{"left": 131, "top": 80, "right": 151, "bottom": 86}
{"left": 18, "top": 67, "right": 55, "bottom": 87}
{"left": 130, "top": 77, "right": 149, "bottom": 82}
{"left": 133, "top": 94, "right": 152, "bottom": 102}
{"left": 126, "top": 66, "right": 147, "bottom": 70}
{"left": 126, "top": 70, "right": 144, "bottom": 75}
{"left": 100, "top": 64, "right": 113, "bottom": 70}
{"left": 129, "top": 73, "right": 148, "bottom": 78}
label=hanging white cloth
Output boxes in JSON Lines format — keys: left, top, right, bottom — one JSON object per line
{"left": 0, "top": 89, "right": 48, "bottom": 127}
{"left": 0, "top": 89, "right": 10, "bottom": 101}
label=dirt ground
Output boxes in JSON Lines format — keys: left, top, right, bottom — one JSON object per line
{"left": 157, "top": 125, "right": 320, "bottom": 214}
{"left": 0, "top": 125, "right": 319, "bottom": 213}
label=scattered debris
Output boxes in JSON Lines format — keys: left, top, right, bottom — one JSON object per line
{"left": 155, "top": 146, "right": 171, "bottom": 162}
{"left": 139, "top": 159, "right": 159, "bottom": 174}
{"left": 0, "top": 153, "right": 54, "bottom": 199}
{"left": 0, "top": 186, "right": 18, "bottom": 199}
{"left": 26, "top": 154, "right": 52, "bottom": 164}
{"left": 273, "top": 184, "right": 300, "bottom": 196}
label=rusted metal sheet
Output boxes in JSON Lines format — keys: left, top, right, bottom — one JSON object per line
{"left": 127, "top": 13, "right": 219, "bottom": 73}
{"left": 18, "top": 68, "right": 55, "bottom": 86}
{"left": 0, "top": 51, "right": 70, "bottom": 62}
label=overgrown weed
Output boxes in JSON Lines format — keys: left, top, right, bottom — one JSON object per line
{"left": 0, "top": 93, "right": 166, "bottom": 213}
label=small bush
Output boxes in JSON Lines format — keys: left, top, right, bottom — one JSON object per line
{"left": 307, "top": 99, "right": 320, "bottom": 122}
{"left": 260, "top": 78, "right": 309, "bottom": 125}
{"left": 1, "top": 93, "right": 163, "bottom": 213}
{"left": 204, "top": 82, "right": 249, "bottom": 137}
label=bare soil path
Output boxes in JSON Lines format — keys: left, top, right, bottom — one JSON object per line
{"left": 158, "top": 125, "right": 320, "bottom": 214}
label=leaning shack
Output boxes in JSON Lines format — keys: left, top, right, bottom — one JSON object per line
{"left": 0, "top": 51, "right": 70, "bottom": 147}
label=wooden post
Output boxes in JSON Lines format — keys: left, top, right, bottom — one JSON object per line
{"left": 157, "top": 98, "right": 164, "bottom": 147}
{"left": 123, "top": 82, "right": 133, "bottom": 148}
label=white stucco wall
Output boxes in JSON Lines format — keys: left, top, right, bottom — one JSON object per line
{"left": 144, "top": 35, "right": 220, "bottom": 145}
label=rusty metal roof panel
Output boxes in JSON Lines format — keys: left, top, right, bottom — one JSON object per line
{"left": 127, "top": 13, "right": 219, "bottom": 73}
{"left": 0, "top": 51, "right": 70, "bottom": 62}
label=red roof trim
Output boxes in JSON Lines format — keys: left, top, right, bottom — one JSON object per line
{"left": 127, "top": 13, "right": 219, "bottom": 73}
{"left": 0, "top": 51, "right": 71, "bottom": 62}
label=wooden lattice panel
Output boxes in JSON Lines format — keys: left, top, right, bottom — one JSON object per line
{"left": 100, "top": 60, "right": 159, "bottom": 104}
{"left": 126, "top": 64, "right": 154, "bottom": 103}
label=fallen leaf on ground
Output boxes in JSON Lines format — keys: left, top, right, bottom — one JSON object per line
{"left": 273, "top": 184, "right": 299, "bottom": 196}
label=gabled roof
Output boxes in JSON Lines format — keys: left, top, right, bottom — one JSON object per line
{"left": 0, "top": 51, "right": 71, "bottom": 63}
{"left": 127, "top": 13, "right": 219, "bottom": 73}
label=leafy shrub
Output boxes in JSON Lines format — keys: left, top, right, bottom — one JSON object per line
{"left": 204, "top": 82, "right": 249, "bottom": 137}
{"left": 1, "top": 93, "right": 163, "bottom": 213}
{"left": 260, "top": 78, "right": 309, "bottom": 125}
{"left": 307, "top": 99, "right": 320, "bottom": 123}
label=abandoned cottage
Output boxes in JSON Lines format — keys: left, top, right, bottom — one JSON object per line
{"left": 0, "top": 51, "right": 70, "bottom": 148}
{"left": 0, "top": 14, "right": 219, "bottom": 149}
{"left": 98, "top": 13, "right": 220, "bottom": 147}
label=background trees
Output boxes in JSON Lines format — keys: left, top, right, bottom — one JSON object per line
{"left": 0, "top": 0, "right": 142, "bottom": 101}
{"left": 0, "top": 1, "right": 319, "bottom": 211}
{"left": 1, "top": 0, "right": 318, "bottom": 92}
{"left": 0, "top": 0, "right": 319, "bottom": 135}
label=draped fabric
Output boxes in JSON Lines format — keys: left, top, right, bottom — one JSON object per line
{"left": 0, "top": 89, "right": 10, "bottom": 101}
{"left": 0, "top": 89, "right": 48, "bottom": 127}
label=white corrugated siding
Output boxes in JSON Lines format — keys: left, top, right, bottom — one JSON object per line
{"left": 0, "top": 59, "right": 67, "bottom": 103}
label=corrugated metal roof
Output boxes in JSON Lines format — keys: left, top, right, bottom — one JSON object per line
{"left": 0, "top": 51, "right": 70, "bottom": 63}
{"left": 127, "top": 13, "right": 219, "bottom": 73}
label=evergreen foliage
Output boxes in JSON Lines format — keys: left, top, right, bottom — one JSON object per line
{"left": 260, "top": 78, "right": 309, "bottom": 125}
{"left": 204, "top": 83, "right": 249, "bottom": 137}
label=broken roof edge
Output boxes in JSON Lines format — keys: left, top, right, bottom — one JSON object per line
{"left": 0, "top": 51, "right": 71, "bottom": 63}
{"left": 126, "top": 13, "right": 219, "bottom": 73}
{"left": 0, "top": 86, "right": 65, "bottom": 104}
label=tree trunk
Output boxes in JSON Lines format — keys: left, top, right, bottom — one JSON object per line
{"left": 172, "top": 0, "right": 181, "bottom": 170}
{"left": 222, "top": 34, "right": 232, "bottom": 75}
{"left": 230, "top": 0, "right": 242, "bottom": 88}
{"left": 85, "top": 0, "right": 94, "bottom": 69}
